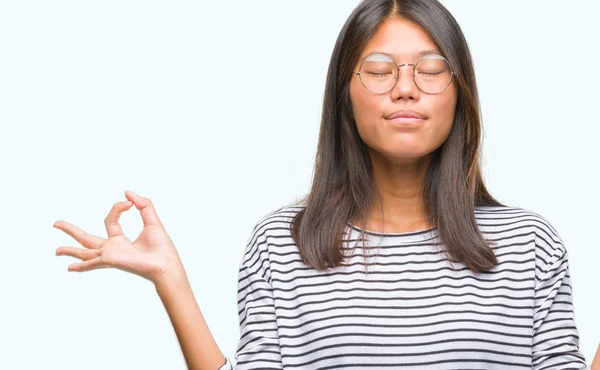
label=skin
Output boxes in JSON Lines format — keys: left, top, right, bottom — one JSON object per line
{"left": 349, "top": 16, "right": 458, "bottom": 233}
{"left": 594, "top": 344, "right": 600, "bottom": 370}
{"left": 54, "top": 190, "right": 227, "bottom": 370}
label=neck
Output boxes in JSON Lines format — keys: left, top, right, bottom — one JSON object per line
{"left": 361, "top": 150, "right": 433, "bottom": 233}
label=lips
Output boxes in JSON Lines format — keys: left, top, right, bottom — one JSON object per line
{"left": 386, "top": 110, "right": 425, "bottom": 120}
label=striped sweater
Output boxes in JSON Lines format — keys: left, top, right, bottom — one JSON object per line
{"left": 229, "top": 205, "right": 588, "bottom": 369}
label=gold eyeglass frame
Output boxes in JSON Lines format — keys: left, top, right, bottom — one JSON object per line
{"left": 352, "top": 53, "right": 455, "bottom": 94}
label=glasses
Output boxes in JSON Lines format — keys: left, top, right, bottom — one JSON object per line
{"left": 353, "top": 53, "right": 455, "bottom": 94}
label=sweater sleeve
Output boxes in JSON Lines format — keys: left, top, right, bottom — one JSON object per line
{"left": 532, "top": 248, "right": 587, "bottom": 369}
{"left": 229, "top": 223, "right": 283, "bottom": 369}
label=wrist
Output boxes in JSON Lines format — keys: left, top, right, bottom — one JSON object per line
{"left": 153, "top": 262, "right": 188, "bottom": 294}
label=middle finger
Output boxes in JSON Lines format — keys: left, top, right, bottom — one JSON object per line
{"left": 53, "top": 221, "right": 105, "bottom": 249}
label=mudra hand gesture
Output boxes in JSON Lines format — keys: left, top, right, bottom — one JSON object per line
{"left": 54, "top": 190, "right": 183, "bottom": 285}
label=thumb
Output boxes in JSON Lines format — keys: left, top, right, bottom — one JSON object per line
{"left": 124, "top": 190, "right": 163, "bottom": 227}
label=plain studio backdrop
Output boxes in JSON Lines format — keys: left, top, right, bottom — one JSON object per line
{"left": 0, "top": 0, "right": 598, "bottom": 368}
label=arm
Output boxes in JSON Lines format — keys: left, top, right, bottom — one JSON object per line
{"left": 231, "top": 220, "right": 284, "bottom": 369}
{"left": 155, "top": 266, "right": 228, "bottom": 370}
{"left": 532, "top": 249, "right": 587, "bottom": 369}
{"left": 155, "top": 222, "right": 284, "bottom": 370}
{"left": 592, "top": 343, "right": 600, "bottom": 370}
{"left": 233, "top": 260, "right": 283, "bottom": 369}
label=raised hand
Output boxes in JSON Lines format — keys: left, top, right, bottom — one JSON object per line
{"left": 54, "top": 190, "right": 184, "bottom": 285}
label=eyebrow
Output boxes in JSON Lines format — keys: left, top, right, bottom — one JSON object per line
{"left": 363, "top": 49, "right": 442, "bottom": 60}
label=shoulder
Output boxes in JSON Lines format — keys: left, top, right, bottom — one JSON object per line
{"left": 239, "top": 202, "right": 305, "bottom": 271}
{"left": 474, "top": 205, "right": 563, "bottom": 241}
{"left": 475, "top": 204, "right": 567, "bottom": 277}
{"left": 252, "top": 202, "right": 306, "bottom": 237}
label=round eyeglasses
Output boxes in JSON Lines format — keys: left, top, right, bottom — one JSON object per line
{"left": 353, "top": 53, "right": 455, "bottom": 94}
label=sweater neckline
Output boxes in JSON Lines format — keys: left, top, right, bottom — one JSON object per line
{"left": 345, "top": 221, "right": 438, "bottom": 243}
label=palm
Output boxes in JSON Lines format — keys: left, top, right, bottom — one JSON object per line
{"left": 55, "top": 190, "right": 182, "bottom": 284}
{"left": 115, "top": 225, "right": 179, "bottom": 278}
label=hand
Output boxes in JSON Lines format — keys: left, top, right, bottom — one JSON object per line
{"left": 54, "top": 190, "right": 184, "bottom": 285}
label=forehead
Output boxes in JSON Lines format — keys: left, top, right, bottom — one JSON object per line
{"left": 359, "top": 17, "right": 441, "bottom": 61}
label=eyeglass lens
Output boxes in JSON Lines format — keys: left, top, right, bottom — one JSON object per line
{"left": 359, "top": 54, "right": 452, "bottom": 94}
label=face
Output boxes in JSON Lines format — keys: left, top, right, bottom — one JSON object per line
{"left": 349, "top": 16, "right": 458, "bottom": 164}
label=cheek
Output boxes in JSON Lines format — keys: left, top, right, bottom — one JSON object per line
{"left": 423, "top": 93, "right": 457, "bottom": 146}
{"left": 349, "top": 80, "right": 382, "bottom": 126}
{"left": 434, "top": 91, "right": 457, "bottom": 124}
{"left": 350, "top": 92, "right": 386, "bottom": 152}
{"left": 421, "top": 81, "right": 458, "bottom": 136}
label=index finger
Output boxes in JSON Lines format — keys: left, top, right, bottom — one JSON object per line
{"left": 124, "top": 190, "right": 163, "bottom": 227}
{"left": 104, "top": 200, "right": 134, "bottom": 238}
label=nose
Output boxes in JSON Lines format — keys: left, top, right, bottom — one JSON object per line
{"left": 390, "top": 63, "right": 419, "bottom": 99}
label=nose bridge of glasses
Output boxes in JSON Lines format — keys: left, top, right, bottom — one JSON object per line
{"left": 396, "top": 63, "right": 416, "bottom": 74}
{"left": 394, "top": 63, "right": 417, "bottom": 88}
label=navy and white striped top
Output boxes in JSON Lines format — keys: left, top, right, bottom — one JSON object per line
{"left": 230, "top": 204, "right": 588, "bottom": 369}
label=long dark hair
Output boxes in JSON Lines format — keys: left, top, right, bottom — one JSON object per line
{"left": 289, "top": 0, "right": 505, "bottom": 274}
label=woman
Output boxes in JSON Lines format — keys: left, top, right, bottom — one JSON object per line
{"left": 54, "top": 0, "right": 594, "bottom": 369}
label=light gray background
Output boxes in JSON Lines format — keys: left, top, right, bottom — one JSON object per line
{"left": 0, "top": 1, "right": 598, "bottom": 369}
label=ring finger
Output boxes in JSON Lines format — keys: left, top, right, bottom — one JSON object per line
{"left": 56, "top": 246, "right": 102, "bottom": 260}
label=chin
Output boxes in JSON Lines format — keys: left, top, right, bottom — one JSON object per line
{"left": 376, "top": 147, "right": 427, "bottom": 161}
